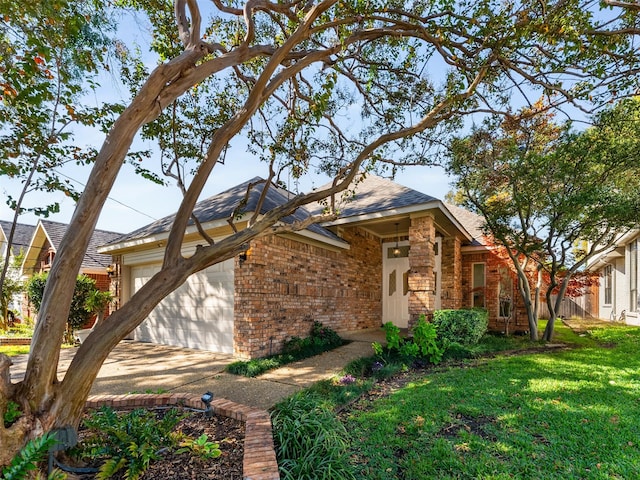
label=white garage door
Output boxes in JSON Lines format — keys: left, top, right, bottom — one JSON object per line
{"left": 131, "top": 260, "right": 234, "bottom": 353}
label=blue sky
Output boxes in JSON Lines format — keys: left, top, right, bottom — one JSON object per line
{"left": 0, "top": 141, "right": 453, "bottom": 234}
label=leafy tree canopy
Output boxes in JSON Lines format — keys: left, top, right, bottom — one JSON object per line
{"left": 448, "top": 97, "right": 640, "bottom": 340}
{"left": 0, "top": 0, "right": 639, "bottom": 467}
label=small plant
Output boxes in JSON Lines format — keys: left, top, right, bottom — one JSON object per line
{"left": 3, "top": 400, "right": 22, "bottom": 427}
{"left": 373, "top": 318, "right": 443, "bottom": 366}
{"left": 1, "top": 432, "right": 67, "bottom": 480}
{"left": 382, "top": 322, "right": 403, "bottom": 349}
{"left": 175, "top": 434, "right": 222, "bottom": 459}
{"left": 339, "top": 374, "right": 356, "bottom": 384}
{"left": 272, "top": 393, "right": 356, "bottom": 480}
{"left": 412, "top": 314, "right": 443, "bottom": 364}
{"left": 77, "top": 406, "right": 184, "bottom": 480}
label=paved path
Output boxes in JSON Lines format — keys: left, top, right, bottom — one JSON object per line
{"left": 8, "top": 329, "right": 383, "bottom": 411}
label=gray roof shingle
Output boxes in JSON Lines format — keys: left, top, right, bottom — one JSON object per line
{"left": 442, "top": 203, "right": 487, "bottom": 246}
{"left": 0, "top": 220, "right": 36, "bottom": 256}
{"left": 312, "top": 174, "right": 438, "bottom": 218}
{"left": 109, "top": 178, "right": 343, "bottom": 245}
{"left": 39, "top": 220, "right": 123, "bottom": 270}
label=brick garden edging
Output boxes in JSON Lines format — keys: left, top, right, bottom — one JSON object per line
{"left": 0, "top": 337, "right": 31, "bottom": 346}
{"left": 85, "top": 393, "right": 280, "bottom": 480}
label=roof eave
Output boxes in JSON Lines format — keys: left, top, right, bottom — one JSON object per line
{"left": 97, "top": 214, "right": 253, "bottom": 254}
{"left": 587, "top": 229, "right": 639, "bottom": 268}
{"left": 323, "top": 201, "right": 474, "bottom": 242}
{"left": 282, "top": 228, "right": 350, "bottom": 250}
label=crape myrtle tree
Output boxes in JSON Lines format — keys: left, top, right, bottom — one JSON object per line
{"left": 0, "top": 1, "right": 122, "bottom": 303}
{"left": 448, "top": 98, "right": 640, "bottom": 341}
{"left": 0, "top": 0, "right": 639, "bottom": 462}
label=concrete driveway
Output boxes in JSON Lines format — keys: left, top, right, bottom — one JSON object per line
{"left": 8, "top": 329, "right": 382, "bottom": 410}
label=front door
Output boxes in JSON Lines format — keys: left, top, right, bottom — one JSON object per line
{"left": 382, "top": 241, "right": 410, "bottom": 328}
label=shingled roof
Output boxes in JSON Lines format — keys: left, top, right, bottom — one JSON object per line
{"left": 108, "top": 177, "right": 343, "bottom": 246}
{"left": 37, "top": 220, "right": 122, "bottom": 270}
{"left": 0, "top": 220, "right": 36, "bottom": 256}
{"left": 310, "top": 174, "right": 438, "bottom": 218}
{"left": 442, "top": 203, "right": 488, "bottom": 247}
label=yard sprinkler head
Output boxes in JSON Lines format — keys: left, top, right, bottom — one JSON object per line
{"left": 201, "top": 391, "right": 214, "bottom": 418}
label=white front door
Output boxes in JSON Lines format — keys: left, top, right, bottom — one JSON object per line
{"left": 382, "top": 241, "right": 410, "bottom": 328}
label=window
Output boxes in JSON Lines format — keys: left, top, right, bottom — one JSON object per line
{"left": 631, "top": 241, "right": 638, "bottom": 312}
{"left": 472, "top": 263, "right": 485, "bottom": 308}
{"left": 603, "top": 264, "right": 612, "bottom": 306}
{"left": 498, "top": 267, "right": 513, "bottom": 318}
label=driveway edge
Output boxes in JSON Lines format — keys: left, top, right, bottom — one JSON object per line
{"left": 86, "top": 394, "right": 279, "bottom": 480}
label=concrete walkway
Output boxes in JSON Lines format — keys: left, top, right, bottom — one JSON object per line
{"left": 8, "top": 329, "right": 383, "bottom": 411}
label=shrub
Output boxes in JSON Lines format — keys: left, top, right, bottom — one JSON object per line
{"left": 432, "top": 309, "right": 488, "bottom": 346}
{"left": 25, "top": 273, "right": 101, "bottom": 333}
{"left": 412, "top": 314, "right": 443, "bottom": 364}
{"left": 373, "top": 318, "right": 443, "bottom": 366}
{"left": 272, "top": 393, "right": 356, "bottom": 480}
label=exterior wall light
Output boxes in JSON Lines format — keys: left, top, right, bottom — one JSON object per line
{"left": 393, "top": 223, "right": 401, "bottom": 257}
{"left": 106, "top": 265, "right": 115, "bottom": 277}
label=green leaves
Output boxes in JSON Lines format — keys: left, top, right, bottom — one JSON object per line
{"left": 0, "top": 0, "right": 119, "bottom": 221}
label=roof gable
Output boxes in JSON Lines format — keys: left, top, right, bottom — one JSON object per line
{"left": 20, "top": 219, "right": 122, "bottom": 274}
{"left": 106, "top": 178, "right": 345, "bottom": 249}
{"left": 0, "top": 220, "right": 36, "bottom": 257}
{"left": 442, "top": 203, "right": 487, "bottom": 246}
{"left": 312, "top": 175, "right": 438, "bottom": 219}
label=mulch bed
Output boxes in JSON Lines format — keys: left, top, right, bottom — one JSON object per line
{"left": 67, "top": 409, "right": 245, "bottom": 480}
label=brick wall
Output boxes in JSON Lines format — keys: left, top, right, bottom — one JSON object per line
{"left": 441, "top": 236, "right": 462, "bottom": 309}
{"left": 408, "top": 214, "right": 435, "bottom": 328}
{"left": 234, "top": 227, "right": 382, "bottom": 359}
{"left": 461, "top": 248, "right": 530, "bottom": 333}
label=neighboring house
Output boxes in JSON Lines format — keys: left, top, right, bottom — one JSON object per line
{"left": 19, "top": 219, "right": 122, "bottom": 321}
{"left": 587, "top": 229, "right": 640, "bottom": 326}
{"left": 0, "top": 220, "right": 36, "bottom": 262}
{"left": 100, "top": 175, "right": 534, "bottom": 359}
{"left": 0, "top": 220, "right": 37, "bottom": 317}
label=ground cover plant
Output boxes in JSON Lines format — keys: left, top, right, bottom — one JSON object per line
{"left": 344, "top": 321, "right": 640, "bottom": 479}
{"left": 226, "top": 322, "right": 345, "bottom": 377}
{"left": 68, "top": 406, "right": 244, "bottom": 480}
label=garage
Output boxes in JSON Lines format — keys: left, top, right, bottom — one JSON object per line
{"left": 130, "top": 259, "right": 235, "bottom": 353}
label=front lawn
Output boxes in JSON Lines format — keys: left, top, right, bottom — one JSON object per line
{"left": 344, "top": 323, "right": 640, "bottom": 479}
{"left": 0, "top": 345, "right": 30, "bottom": 357}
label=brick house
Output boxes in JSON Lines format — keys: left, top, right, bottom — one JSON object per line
{"left": 100, "top": 176, "right": 532, "bottom": 359}
{"left": 19, "top": 219, "right": 122, "bottom": 323}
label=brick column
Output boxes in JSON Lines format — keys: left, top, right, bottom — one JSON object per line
{"left": 408, "top": 214, "right": 435, "bottom": 328}
{"left": 441, "top": 237, "right": 462, "bottom": 309}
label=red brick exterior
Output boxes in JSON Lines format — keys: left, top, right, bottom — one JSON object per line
{"left": 461, "top": 248, "right": 530, "bottom": 333}
{"left": 408, "top": 214, "right": 436, "bottom": 328}
{"left": 233, "top": 227, "right": 382, "bottom": 358}
{"left": 441, "top": 236, "right": 462, "bottom": 310}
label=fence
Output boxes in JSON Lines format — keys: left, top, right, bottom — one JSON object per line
{"left": 538, "top": 289, "right": 598, "bottom": 319}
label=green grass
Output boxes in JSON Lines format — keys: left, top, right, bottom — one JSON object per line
{"left": 343, "top": 324, "right": 640, "bottom": 479}
{"left": 0, "top": 345, "right": 30, "bottom": 357}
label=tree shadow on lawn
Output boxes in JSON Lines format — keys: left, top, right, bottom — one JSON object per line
{"left": 344, "top": 326, "right": 640, "bottom": 479}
